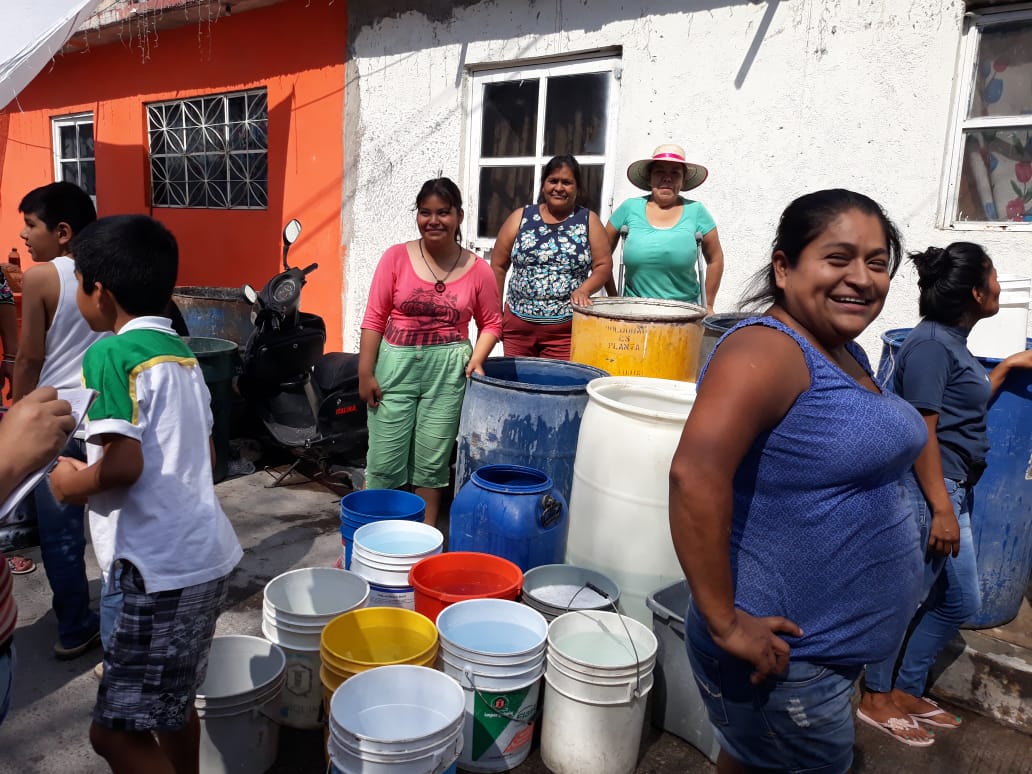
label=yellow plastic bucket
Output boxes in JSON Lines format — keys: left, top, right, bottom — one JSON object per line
{"left": 570, "top": 298, "right": 706, "bottom": 382}
{"left": 319, "top": 607, "right": 440, "bottom": 747}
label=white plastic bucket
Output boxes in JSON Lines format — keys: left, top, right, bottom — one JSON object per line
{"left": 436, "top": 599, "right": 548, "bottom": 772}
{"left": 968, "top": 274, "right": 1031, "bottom": 360}
{"left": 350, "top": 520, "right": 443, "bottom": 609}
{"left": 327, "top": 664, "right": 464, "bottom": 774}
{"left": 196, "top": 635, "right": 286, "bottom": 774}
{"left": 261, "top": 568, "right": 369, "bottom": 728}
{"left": 540, "top": 610, "right": 658, "bottom": 774}
{"left": 566, "top": 377, "right": 696, "bottom": 624}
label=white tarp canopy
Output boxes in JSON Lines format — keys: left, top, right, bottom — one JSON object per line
{"left": 0, "top": 0, "right": 104, "bottom": 110}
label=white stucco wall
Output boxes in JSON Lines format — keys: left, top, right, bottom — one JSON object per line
{"left": 343, "top": 0, "right": 1031, "bottom": 359}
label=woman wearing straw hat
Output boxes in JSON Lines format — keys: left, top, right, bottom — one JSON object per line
{"left": 604, "top": 144, "right": 724, "bottom": 313}
{"left": 491, "top": 155, "right": 613, "bottom": 360}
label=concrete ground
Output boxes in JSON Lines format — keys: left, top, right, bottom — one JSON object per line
{"left": 3, "top": 471, "right": 1031, "bottom": 774}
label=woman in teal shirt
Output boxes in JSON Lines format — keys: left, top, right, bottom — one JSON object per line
{"left": 604, "top": 144, "right": 724, "bottom": 312}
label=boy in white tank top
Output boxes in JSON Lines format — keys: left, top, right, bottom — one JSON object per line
{"left": 11, "top": 182, "right": 106, "bottom": 660}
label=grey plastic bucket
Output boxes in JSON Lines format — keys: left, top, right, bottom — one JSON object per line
{"left": 195, "top": 635, "right": 286, "bottom": 774}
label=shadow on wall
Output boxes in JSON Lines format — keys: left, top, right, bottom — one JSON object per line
{"left": 348, "top": 0, "right": 775, "bottom": 52}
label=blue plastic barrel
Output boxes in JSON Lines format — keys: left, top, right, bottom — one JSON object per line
{"left": 455, "top": 357, "right": 608, "bottom": 505}
{"left": 449, "top": 464, "right": 568, "bottom": 572}
{"left": 338, "top": 489, "right": 425, "bottom": 569}
{"left": 878, "top": 328, "right": 1032, "bottom": 628}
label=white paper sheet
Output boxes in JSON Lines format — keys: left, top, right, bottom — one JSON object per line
{"left": 0, "top": 388, "right": 97, "bottom": 523}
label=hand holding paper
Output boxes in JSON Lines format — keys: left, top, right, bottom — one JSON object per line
{"left": 0, "top": 387, "right": 95, "bottom": 519}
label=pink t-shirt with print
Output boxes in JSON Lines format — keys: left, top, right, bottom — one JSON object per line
{"left": 361, "top": 243, "right": 503, "bottom": 346}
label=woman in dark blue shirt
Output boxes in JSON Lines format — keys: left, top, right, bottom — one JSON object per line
{"left": 858, "top": 242, "right": 1032, "bottom": 746}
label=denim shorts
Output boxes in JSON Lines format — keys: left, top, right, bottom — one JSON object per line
{"left": 685, "top": 605, "right": 861, "bottom": 774}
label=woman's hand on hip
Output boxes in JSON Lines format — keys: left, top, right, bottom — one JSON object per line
{"left": 359, "top": 374, "right": 382, "bottom": 409}
{"left": 929, "top": 509, "right": 961, "bottom": 558}
{"left": 711, "top": 609, "right": 802, "bottom": 685}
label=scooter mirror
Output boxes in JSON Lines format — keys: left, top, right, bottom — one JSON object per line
{"left": 242, "top": 284, "right": 258, "bottom": 304}
{"left": 283, "top": 219, "right": 302, "bottom": 246}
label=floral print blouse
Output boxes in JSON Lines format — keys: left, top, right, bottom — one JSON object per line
{"left": 506, "top": 204, "right": 591, "bottom": 323}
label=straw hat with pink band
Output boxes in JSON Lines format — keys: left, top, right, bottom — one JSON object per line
{"left": 626, "top": 144, "right": 709, "bottom": 192}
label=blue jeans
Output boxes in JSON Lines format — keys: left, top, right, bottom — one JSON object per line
{"left": 865, "top": 475, "right": 980, "bottom": 695}
{"left": 0, "top": 646, "right": 14, "bottom": 725}
{"left": 34, "top": 437, "right": 99, "bottom": 648}
{"left": 686, "top": 605, "right": 861, "bottom": 774}
{"left": 100, "top": 563, "right": 123, "bottom": 651}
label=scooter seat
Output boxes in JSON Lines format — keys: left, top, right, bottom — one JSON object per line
{"left": 314, "top": 352, "right": 360, "bottom": 393}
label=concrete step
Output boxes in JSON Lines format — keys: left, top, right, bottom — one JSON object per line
{"left": 930, "top": 593, "right": 1032, "bottom": 734}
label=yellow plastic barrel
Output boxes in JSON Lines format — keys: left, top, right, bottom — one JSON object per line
{"left": 319, "top": 607, "right": 439, "bottom": 719}
{"left": 570, "top": 298, "right": 706, "bottom": 382}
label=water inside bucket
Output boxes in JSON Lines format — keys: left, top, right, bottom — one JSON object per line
{"left": 360, "top": 532, "right": 439, "bottom": 555}
{"left": 424, "top": 569, "right": 514, "bottom": 596}
{"left": 442, "top": 621, "right": 543, "bottom": 653}
{"left": 528, "top": 583, "right": 611, "bottom": 610}
{"left": 555, "top": 632, "right": 641, "bottom": 667}
{"left": 351, "top": 704, "right": 456, "bottom": 740}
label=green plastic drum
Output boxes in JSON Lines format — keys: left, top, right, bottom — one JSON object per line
{"left": 186, "top": 337, "right": 238, "bottom": 483}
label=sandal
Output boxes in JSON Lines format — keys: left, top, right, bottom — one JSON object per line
{"left": 910, "top": 697, "right": 963, "bottom": 729}
{"left": 856, "top": 707, "right": 935, "bottom": 747}
{"left": 7, "top": 555, "right": 35, "bottom": 575}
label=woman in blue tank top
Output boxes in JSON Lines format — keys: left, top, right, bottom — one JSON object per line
{"left": 669, "top": 189, "right": 927, "bottom": 774}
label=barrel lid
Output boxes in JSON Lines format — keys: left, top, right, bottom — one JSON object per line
{"left": 573, "top": 297, "right": 705, "bottom": 322}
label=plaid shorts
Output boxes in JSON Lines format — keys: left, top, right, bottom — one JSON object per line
{"left": 93, "top": 561, "right": 229, "bottom": 732}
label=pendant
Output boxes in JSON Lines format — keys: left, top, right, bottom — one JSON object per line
{"left": 434, "top": 281, "right": 446, "bottom": 293}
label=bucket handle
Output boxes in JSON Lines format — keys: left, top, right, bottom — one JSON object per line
{"left": 462, "top": 665, "right": 536, "bottom": 725}
{"left": 539, "top": 495, "right": 563, "bottom": 529}
{"left": 566, "top": 583, "right": 646, "bottom": 700}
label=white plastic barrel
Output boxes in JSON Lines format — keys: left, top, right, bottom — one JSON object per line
{"left": 196, "top": 635, "right": 286, "bottom": 774}
{"left": 541, "top": 610, "right": 658, "bottom": 774}
{"left": 350, "top": 520, "right": 443, "bottom": 609}
{"left": 261, "top": 567, "right": 369, "bottom": 728}
{"left": 968, "top": 274, "right": 1031, "bottom": 360}
{"left": 436, "top": 599, "right": 548, "bottom": 772}
{"left": 566, "top": 376, "right": 696, "bottom": 624}
{"left": 327, "top": 664, "right": 464, "bottom": 774}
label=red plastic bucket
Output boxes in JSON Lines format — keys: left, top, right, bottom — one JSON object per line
{"left": 409, "top": 551, "right": 523, "bottom": 623}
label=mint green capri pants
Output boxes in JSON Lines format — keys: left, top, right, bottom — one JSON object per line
{"left": 365, "top": 339, "right": 472, "bottom": 491}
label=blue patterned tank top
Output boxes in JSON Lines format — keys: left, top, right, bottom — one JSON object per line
{"left": 507, "top": 204, "right": 592, "bottom": 323}
{"left": 698, "top": 316, "right": 927, "bottom": 665}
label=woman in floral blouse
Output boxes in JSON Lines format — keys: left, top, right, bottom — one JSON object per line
{"left": 491, "top": 155, "right": 612, "bottom": 360}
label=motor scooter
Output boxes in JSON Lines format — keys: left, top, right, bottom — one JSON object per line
{"left": 238, "top": 219, "right": 367, "bottom": 486}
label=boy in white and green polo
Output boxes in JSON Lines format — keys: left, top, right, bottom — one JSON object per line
{"left": 49, "top": 215, "right": 241, "bottom": 773}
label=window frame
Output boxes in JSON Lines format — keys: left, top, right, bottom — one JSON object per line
{"left": 145, "top": 87, "right": 269, "bottom": 211}
{"left": 942, "top": 7, "right": 1032, "bottom": 231}
{"left": 51, "top": 112, "right": 96, "bottom": 206}
{"left": 464, "top": 53, "right": 622, "bottom": 256}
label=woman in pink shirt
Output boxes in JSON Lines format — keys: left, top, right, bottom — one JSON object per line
{"left": 358, "top": 178, "right": 502, "bottom": 527}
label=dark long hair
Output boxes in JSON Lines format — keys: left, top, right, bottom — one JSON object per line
{"left": 740, "top": 189, "right": 903, "bottom": 310}
{"left": 415, "top": 177, "right": 464, "bottom": 244}
{"left": 909, "top": 242, "right": 993, "bottom": 325}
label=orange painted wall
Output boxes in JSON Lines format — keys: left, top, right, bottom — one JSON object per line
{"left": 0, "top": 0, "right": 347, "bottom": 348}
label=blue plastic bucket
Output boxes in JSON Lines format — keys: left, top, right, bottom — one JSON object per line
{"left": 339, "top": 489, "right": 425, "bottom": 569}
{"left": 878, "top": 328, "right": 1032, "bottom": 628}
{"left": 455, "top": 357, "right": 608, "bottom": 505}
{"left": 450, "top": 464, "right": 568, "bottom": 572}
